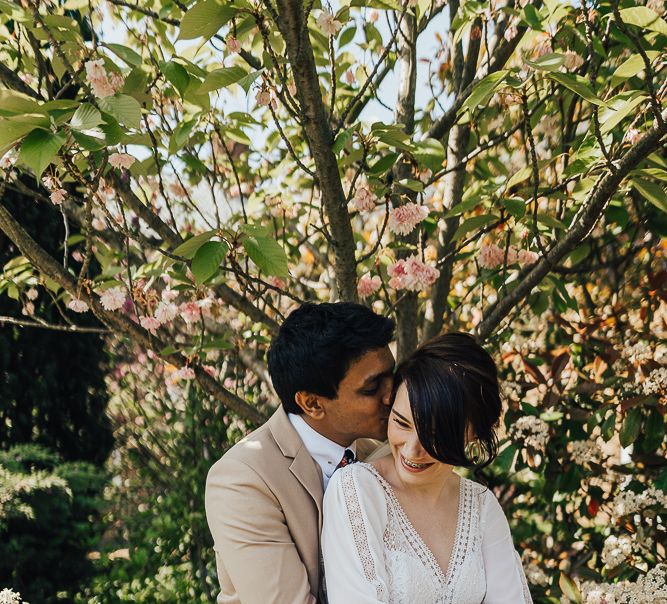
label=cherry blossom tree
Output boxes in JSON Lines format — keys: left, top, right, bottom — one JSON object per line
{"left": 0, "top": 0, "right": 666, "bottom": 599}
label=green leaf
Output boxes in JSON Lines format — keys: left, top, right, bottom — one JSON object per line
{"left": 444, "top": 194, "right": 483, "bottom": 218}
{"left": 523, "top": 52, "right": 565, "bottom": 72}
{"left": 617, "top": 6, "right": 667, "bottom": 36}
{"left": 600, "top": 93, "right": 647, "bottom": 134}
{"left": 458, "top": 71, "right": 508, "bottom": 115}
{"left": 547, "top": 73, "right": 605, "bottom": 106}
{"left": 368, "top": 153, "right": 399, "bottom": 175}
{"left": 536, "top": 213, "right": 567, "bottom": 230}
{"left": 505, "top": 166, "right": 532, "bottom": 190}
{"left": 0, "top": 89, "right": 43, "bottom": 114}
{"left": 414, "top": 138, "right": 446, "bottom": 172}
{"left": 172, "top": 230, "right": 217, "bottom": 259}
{"left": 396, "top": 178, "right": 424, "bottom": 193}
{"left": 619, "top": 408, "right": 642, "bottom": 448}
{"left": 191, "top": 240, "right": 228, "bottom": 283}
{"left": 236, "top": 70, "right": 262, "bottom": 94}
{"left": 178, "top": 0, "right": 236, "bottom": 40}
{"left": 452, "top": 214, "right": 499, "bottom": 241}
{"left": 559, "top": 573, "right": 582, "bottom": 604}
{"left": 0, "top": 120, "right": 40, "bottom": 154}
{"left": 338, "top": 25, "right": 356, "bottom": 47}
{"left": 104, "top": 43, "right": 142, "bottom": 66}
{"left": 632, "top": 178, "right": 667, "bottom": 213}
{"left": 332, "top": 126, "right": 354, "bottom": 155}
{"left": 98, "top": 94, "right": 142, "bottom": 129}
{"left": 522, "top": 4, "right": 543, "bottom": 29}
{"left": 242, "top": 234, "right": 289, "bottom": 277}
{"left": 72, "top": 129, "right": 106, "bottom": 151}
{"left": 611, "top": 51, "right": 661, "bottom": 88}
{"left": 199, "top": 66, "right": 249, "bottom": 93}
{"left": 501, "top": 197, "right": 526, "bottom": 219}
{"left": 69, "top": 103, "right": 103, "bottom": 131}
{"left": 161, "top": 61, "right": 191, "bottom": 97}
{"left": 18, "top": 129, "right": 65, "bottom": 178}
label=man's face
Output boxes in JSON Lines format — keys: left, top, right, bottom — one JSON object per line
{"left": 317, "top": 346, "right": 395, "bottom": 445}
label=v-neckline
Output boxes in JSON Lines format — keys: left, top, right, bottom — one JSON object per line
{"left": 359, "top": 462, "right": 466, "bottom": 586}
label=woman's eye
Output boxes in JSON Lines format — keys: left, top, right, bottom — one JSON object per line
{"left": 393, "top": 418, "right": 410, "bottom": 429}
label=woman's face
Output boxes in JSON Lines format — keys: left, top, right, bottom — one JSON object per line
{"left": 388, "top": 383, "right": 449, "bottom": 483}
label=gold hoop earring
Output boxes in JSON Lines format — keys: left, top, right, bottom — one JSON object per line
{"left": 465, "top": 440, "right": 483, "bottom": 465}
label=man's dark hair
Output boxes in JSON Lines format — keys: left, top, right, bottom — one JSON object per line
{"left": 267, "top": 302, "right": 395, "bottom": 413}
{"left": 392, "top": 332, "right": 502, "bottom": 471}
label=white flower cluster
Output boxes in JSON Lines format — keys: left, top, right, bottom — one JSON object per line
{"left": 641, "top": 367, "right": 667, "bottom": 396}
{"left": 611, "top": 486, "right": 667, "bottom": 520}
{"left": 0, "top": 588, "right": 25, "bottom": 604}
{"left": 524, "top": 563, "right": 549, "bottom": 586}
{"left": 501, "top": 380, "right": 522, "bottom": 402}
{"left": 579, "top": 563, "right": 667, "bottom": 603}
{"left": 569, "top": 439, "right": 603, "bottom": 466}
{"left": 622, "top": 341, "right": 654, "bottom": 363}
{"left": 510, "top": 416, "right": 550, "bottom": 452}
{"left": 601, "top": 534, "right": 634, "bottom": 569}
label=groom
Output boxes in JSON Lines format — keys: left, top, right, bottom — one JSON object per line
{"left": 205, "top": 302, "right": 395, "bottom": 603}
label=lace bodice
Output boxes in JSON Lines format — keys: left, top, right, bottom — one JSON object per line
{"left": 322, "top": 462, "right": 533, "bottom": 604}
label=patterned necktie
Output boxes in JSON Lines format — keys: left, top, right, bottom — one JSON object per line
{"left": 334, "top": 448, "right": 357, "bottom": 471}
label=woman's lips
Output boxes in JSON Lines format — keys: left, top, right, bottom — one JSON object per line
{"left": 400, "top": 454, "right": 434, "bottom": 473}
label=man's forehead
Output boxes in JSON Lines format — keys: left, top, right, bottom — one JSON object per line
{"left": 346, "top": 346, "right": 395, "bottom": 379}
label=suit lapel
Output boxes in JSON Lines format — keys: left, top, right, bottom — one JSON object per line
{"left": 268, "top": 407, "right": 324, "bottom": 530}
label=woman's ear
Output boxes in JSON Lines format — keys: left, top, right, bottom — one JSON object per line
{"left": 294, "top": 391, "right": 326, "bottom": 419}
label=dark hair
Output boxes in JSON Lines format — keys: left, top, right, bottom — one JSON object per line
{"left": 268, "top": 302, "right": 395, "bottom": 413}
{"left": 392, "top": 332, "right": 501, "bottom": 471}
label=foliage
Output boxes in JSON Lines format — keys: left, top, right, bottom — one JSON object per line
{"left": 0, "top": 0, "right": 665, "bottom": 601}
{"left": 0, "top": 182, "right": 113, "bottom": 464}
{"left": 0, "top": 444, "right": 107, "bottom": 603}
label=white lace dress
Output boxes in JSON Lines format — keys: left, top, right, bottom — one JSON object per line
{"left": 321, "top": 462, "right": 533, "bottom": 604}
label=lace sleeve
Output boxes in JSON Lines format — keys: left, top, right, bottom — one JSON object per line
{"left": 480, "top": 489, "right": 534, "bottom": 604}
{"left": 322, "top": 465, "right": 389, "bottom": 604}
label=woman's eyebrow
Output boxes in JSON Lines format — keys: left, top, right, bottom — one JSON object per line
{"left": 391, "top": 409, "right": 412, "bottom": 424}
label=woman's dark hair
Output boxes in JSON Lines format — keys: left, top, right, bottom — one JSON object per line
{"left": 268, "top": 302, "right": 395, "bottom": 413}
{"left": 392, "top": 332, "right": 502, "bottom": 471}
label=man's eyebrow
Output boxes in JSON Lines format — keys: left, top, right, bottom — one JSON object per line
{"left": 360, "top": 368, "right": 394, "bottom": 387}
{"left": 391, "top": 409, "right": 412, "bottom": 424}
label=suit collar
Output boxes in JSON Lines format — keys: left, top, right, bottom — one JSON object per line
{"left": 268, "top": 407, "right": 324, "bottom": 526}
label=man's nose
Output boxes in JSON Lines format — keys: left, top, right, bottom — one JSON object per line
{"left": 381, "top": 378, "right": 393, "bottom": 406}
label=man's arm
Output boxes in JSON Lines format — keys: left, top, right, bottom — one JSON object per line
{"left": 205, "top": 455, "right": 317, "bottom": 604}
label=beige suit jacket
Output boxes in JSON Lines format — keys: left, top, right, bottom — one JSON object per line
{"left": 205, "top": 407, "right": 380, "bottom": 604}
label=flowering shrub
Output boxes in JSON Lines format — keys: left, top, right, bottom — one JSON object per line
{"left": 0, "top": 0, "right": 665, "bottom": 600}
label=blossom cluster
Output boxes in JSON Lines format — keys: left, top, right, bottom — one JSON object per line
{"left": 577, "top": 563, "right": 667, "bottom": 603}
{"left": 109, "top": 152, "right": 136, "bottom": 170}
{"left": 357, "top": 273, "right": 382, "bottom": 298}
{"left": 601, "top": 534, "right": 643, "bottom": 570}
{"left": 622, "top": 341, "right": 654, "bottom": 363}
{"left": 510, "top": 416, "right": 550, "bottom": 452}
{"left": 388, "top": 202, "right": 429, "bottom": 236}
{"left": 42, "top": 174, "right": 67, "bottom": 205}
{"left": 568, "top": 439, "right": 603, "bottom": 466}
{"left": 0, "top": 588, "right": 24, "bottom": 604}
{"left": 353, "top": 186, "right": 376, "bottom": 212}
{"left": 611, "top": 485, "right": 667, "bottom": 520}
{"left": 387, "top": 255, "right": 439, "bottom": 292}
{"left": 85, "top": 59, "right": 124, "bottom": 98}
{"left": 478, "top": 243, "right": 539, "bottom": 269}
{"left": 640, "top": 366, "right": 667, "bottom": 397}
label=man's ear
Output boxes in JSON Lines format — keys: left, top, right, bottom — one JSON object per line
{"left": 294, "top": 391, "right": 326, "bottom": 419}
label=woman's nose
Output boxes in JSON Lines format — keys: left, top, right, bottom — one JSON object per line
{"left": 402, "top": 434, "right": 426, "bottom": 459}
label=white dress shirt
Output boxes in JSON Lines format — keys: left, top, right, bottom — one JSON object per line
{"left": 288, "top": 413, "right": 357, "bottom": 490}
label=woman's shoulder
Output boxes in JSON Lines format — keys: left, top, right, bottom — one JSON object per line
{"left": 324, "top": 462, "right": 390, "bottom": 524}
{"left": 330, "top": 461, "right": 388, "bottom": 493}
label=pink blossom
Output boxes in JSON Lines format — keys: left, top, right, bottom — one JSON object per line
{"left": 518, "top": 248, "right": 539, "bottom": 264}
{"left": 26, "top": 287, "right": 38, "bottom": 301}
{"left": 563, "top": 50, "right": 584, "bottom": 70}
{"left": 67, "top": 298, "right": 89, "bottom": 313}
{"left": 388, "top": 202, "right": 429, "bottom": 236}
{"left": 155, "top": 301, "right": 178, "bottom": 324}
{"left": 353, "top": 186, "right": 375, "bottom": 212}
{"left": 268, "top": 276, "right": 286, "bottom": 290}
{"left": 174, "top": 366, "right": 196, "bottom": 380}
{"left": 109, "top": 152, "right": 135, "bottom": 169}
{"left": 42, "top": 174, "right": 59, "bottom": 191}
{"left": 71, "top": 250, "right": 84, "bottom": 262}
{"left": 387, "top": 255, "right": 440, "bottom": 292}
{"left": 162, "top": 288, "right": 179, "bottom": 302}
{"left": 85, "top": 59, "right": 106, "bottom": 81}
{"left": 139, "top": 316, "right": 161, "bottom": 334}
{"left": 85, "top": 59, "right": 123, "bottom": 98}
{"left": 624, "top": 128, "right": 642, "bottom": 145}
{"left": 317, "top": 11, "right": 343, "bottom": 36}
{"left": 92, "top": 217, "right": 106, "bottom": 230}
{"left": 357, "top": 274, "right": 382, "bottom": 298}
{"left": 345, "top": 70, "right": 356, "bottom": 85}
{"left": 504, "top": 24, "right": 518, "bottom": 41}
{"left": 287, "top": 80, "right": 297, "bottom": 96}
{"left": 227, "top": 36, "right": 241, "bottom": 53}
{"left": 180, "top": 301, "right": 201, "bottom": 324}
{"left": 368, "top": 9, "right": 379, "bottom": 22}
{"left": 100, "top": 286, "right": 126, "bottom": 311}
{"left": 22, "top": 302, "right": 35, "bottom": 316}
{"left": 255, "top": 88, "right": 272, "bottom": 107}
{"left": 224, "top": 377, "right": 234, "bottom": 389}
{"left": 478, "top": 243, "right": 504, "bottom": 269}
{"left": 49, "top": 188, "right": 67, "bottom": 205}
{"left": 168, "top": 182, "right": 188, "bottom": 198}
{"left": 109, "top": 71, "right": 124, "bottom": 91}
{"left": 203, "top": 364, "right": 217, "bottom": 377}
{"left": 506, "top": 245, "right": 519, "bottom": 265}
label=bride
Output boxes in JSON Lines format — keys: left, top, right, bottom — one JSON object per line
{"left": 321, "top": 332, "right": 533, "bottom": 603}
